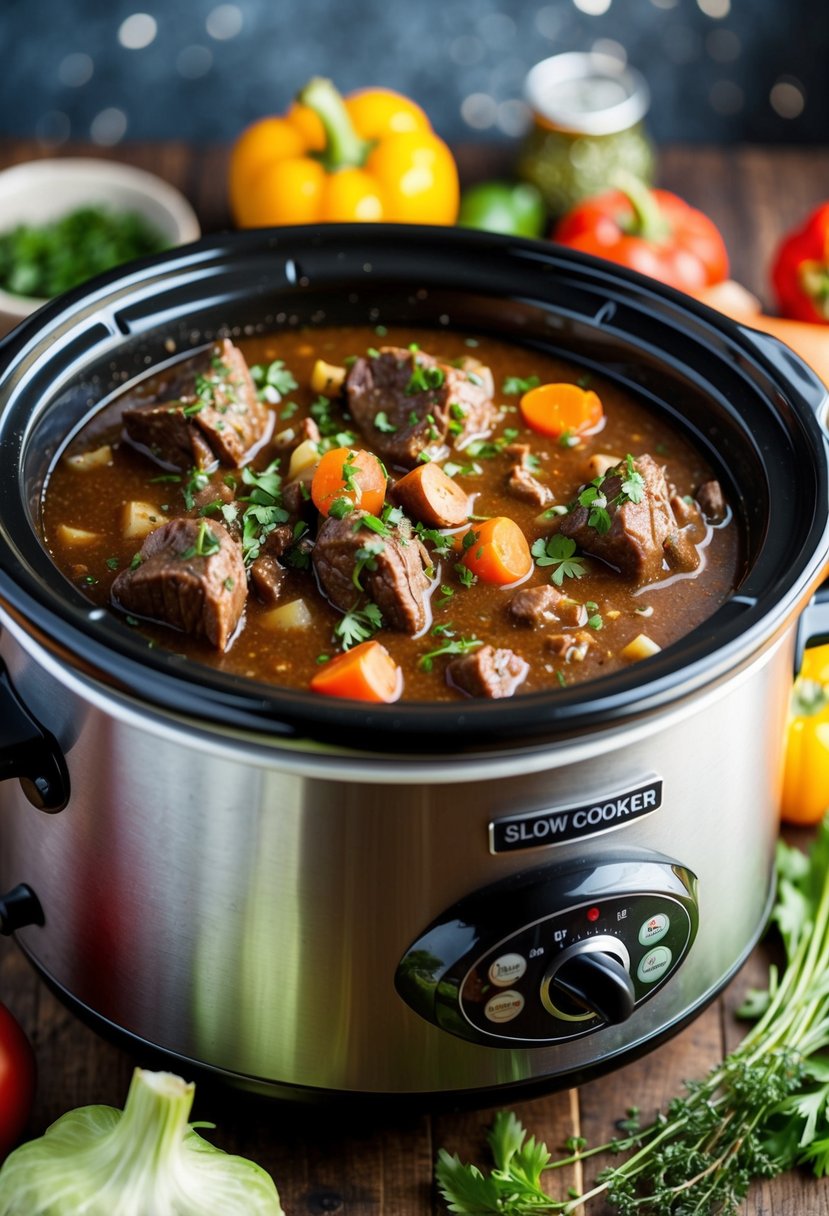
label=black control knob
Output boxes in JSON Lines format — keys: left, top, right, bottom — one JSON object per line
{"left": 541, "top": 937, "right": 636, "bottom": 1025}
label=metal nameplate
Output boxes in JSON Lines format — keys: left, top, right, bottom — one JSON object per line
{"left": 489, "top": 778, "right": 663, "bottom": 854}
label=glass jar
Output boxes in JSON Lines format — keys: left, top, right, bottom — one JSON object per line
{"left": 517, "top": 52, "right": 655, "bottom": 220}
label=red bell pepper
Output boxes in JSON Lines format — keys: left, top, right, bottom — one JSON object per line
{"left": 772, "top": 202, "right": 829, "bottom": 324}
{"left": 552, "top": 173, "right": 729, "bottom": 292}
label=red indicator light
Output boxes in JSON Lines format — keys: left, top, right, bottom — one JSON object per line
{"left": 587, "top": 906, "right": 600, "bottom": 923}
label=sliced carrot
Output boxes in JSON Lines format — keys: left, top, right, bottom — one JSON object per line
{"left": 311, "top": 447, "right": 387, "bottom": 517}
{"left": 519, "top": 382, "right": 604, "bottom": 439}
{"left": 309, "top": 640, "right": 402, "bottom": 702}
{"left": 461, "top": 516, "right": 533, "bottom": 585}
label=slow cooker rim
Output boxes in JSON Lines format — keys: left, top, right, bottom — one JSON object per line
{"left": 1, "top": 224, "right": 828, "bottom": 753}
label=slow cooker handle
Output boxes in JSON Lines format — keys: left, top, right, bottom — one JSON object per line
{"left": 0, "top": 660, "right": 69, "bottom": 812}
{"left": 735, "top": 322, "right": 829, "bottom": 418}
{"left": 795, "top": 586, "right": 829, "bottom": 675}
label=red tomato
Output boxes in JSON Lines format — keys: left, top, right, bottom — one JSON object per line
{"left": 0, "top": 1003, "right": 35, "bottom": 1158}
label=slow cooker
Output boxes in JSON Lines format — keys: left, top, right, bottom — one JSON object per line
{"left": 1, "top": 226, "right": 828, "bottom": 1103}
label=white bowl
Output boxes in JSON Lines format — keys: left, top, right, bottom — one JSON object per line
{"left": 0, "top": 158, "right": 201, "bottom": 335}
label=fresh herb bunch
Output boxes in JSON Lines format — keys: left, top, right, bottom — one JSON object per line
{"left": 436, "top": 817, "right": 829, "bottom": 1214}
{"left": 0, "top": 206, "right": 168, "bottom": 299}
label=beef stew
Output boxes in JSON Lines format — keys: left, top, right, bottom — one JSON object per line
{"left": 41, "top": 326, "right": 741, "bottom": 702}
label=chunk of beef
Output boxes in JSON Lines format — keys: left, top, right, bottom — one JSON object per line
{"left": 504, "top": 442, "right": 553, "bottom": 508}
{"left": 188, "top": 477, "right": 236, "bottom": 516}
{"left": 111, "top": 518, "right": 246, "bottom": 649}
{"left": 250, "top": 555, "right": 286, "bottom": 607}
{"left": 313, "top": 510, "right": 432, "bottom": 634}
{"left": 559, "top": 454, "right": 701, "bottom": 585}
{"left": 446, "top": 644, "right": 528, "bottom": 699}
{"left": 696, "top": 479, "right": 727, "bottom": 523}
{"left": 123, "top": 339, "right": 270, "bottom": 471}
{"left": 345, "top": 346, "right": 496, "bottom": 469}
{"left": 509, "top": 586, "right": 587, "bottom": 628}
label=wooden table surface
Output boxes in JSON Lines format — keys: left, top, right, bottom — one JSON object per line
{"left": 2, "top": 138, "right": 829, "bottom": 1214}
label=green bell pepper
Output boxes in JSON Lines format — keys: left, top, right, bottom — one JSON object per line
{"left": 457, "top": 180, "right": 546, "bottom": 238}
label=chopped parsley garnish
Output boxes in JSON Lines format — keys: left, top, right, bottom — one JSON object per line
{"left": 418, "top": 636, "right": 482, "bottom": 672}
{"left": 577, "top": 481, "right": 612, "bottom": 533}
{"left": 334, "top": 602, "right": 383, "bottom": 650}
{"left": 279, "top": 401, "right": 299, "bottom": 419}
{"left": 352, "top": 536, "right": 386, "bottom": 589}
{"left": 531, "top": 534, "right": 587, "bottom": 586}
{"left": 360, "top": 513, "right": 391, "bottom": 537}
{"left": 559, "top": 428, "right": 580, "bottom": 449}
{"left": 238, "top": 459, "right": 288, "bottom": 564}
{"left": 181, "top": 468, "right": 211, "bottom": 510}
{"left": 621, "top": 453, "right": 646, "bottom": 503}
{"left": 573, "top": 454, "right": 645, "bottom": 534}
{"left": 414, "top": 522, "right": 454, "bottom": 557}
{"left": 405, "top": 361, "right": 445, "bottom": 396}
{"left": 577, "top": 373, "right": 593, "bottom": 388}
{"left": 328, "top": 496, "right": 354, "bottom": 519}
{"left": 181, "top": 519, "right": 221, "bottom": 559}
{"left": 105, "top": 556, "right": 119, "bottom": 571}
{"left": 502, "top": 374, "right": 540, "bottom": 396}
{"left": 223, "top": 576, "right": 235, "bottom": 592}
{"left": 585, "top": 600, "right": 603, "bottom": 630}
{"left": 374, "top": 325, "right": 388, "bottom": 336}
{"left": 380, "top": 503, "right": 404, "bottom": 528}
{"left": 454, "top": 561, "right": 476, "bottom": 588}
{"left": 181, "top": 373, "right": 216, "bottom": 416}
{"left": 149, "top": 473, "right": 182, "bottom": 484}
{"left": 417, "top": 450, "right": 432, "bottom": 464}
{"left": 464, "top": 428, "right": 520, "bottom": 460}
{"left": 435, "top": 584, "right": 455, "bottom": 608}
{"left": 443, "top": 458, "right": 482, "bottom": 478}
{"left": 129, "top": 552, "right": 143, "bottom": 571}
{"left": 373, "top": 410, "right": 397, "bottom": 433}
{"left": 249, "top": 359, "right": 298, "bottom": 401}
{"left": 241, "top": 459, "right": 281, "bottom": 503}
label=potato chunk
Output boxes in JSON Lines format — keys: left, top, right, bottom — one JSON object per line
{"left": 260, "top": 599, "right": 313, "bottom": 631}
{"left": 56, "top": 524, "right": 100, "bottom": 546}
{"left": 620, "top": 633, "right": 662, "bottom": 662}
{"left": 288, "top": 438, "right": 320, "bottom": 480}
{"left": 122, "top": 501, "right": 164, "bottom": 540}
{"left": 65, "top": 444, "right": 113, "bottom": 472}
{"left": 310, "top": 359, "right": 346, "bottom": 397}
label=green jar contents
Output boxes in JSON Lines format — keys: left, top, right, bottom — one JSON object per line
{"left": 517, "top": 52, "right": 655, "bottom": 221}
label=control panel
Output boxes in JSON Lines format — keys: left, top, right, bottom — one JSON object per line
{"left": 395, "top": 855, "right": 698, "bottom": 1046}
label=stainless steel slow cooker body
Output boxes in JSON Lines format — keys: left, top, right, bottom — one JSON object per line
{"left": 0, "top": 226, "right": 828, "bottom": 1102}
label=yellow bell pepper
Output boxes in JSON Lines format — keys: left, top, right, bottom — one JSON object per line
{"left": 781, "top": 644, "right": 829, "bottom": 825}
{"left": 229, "top": 78, "right": 459, "bottom": 228}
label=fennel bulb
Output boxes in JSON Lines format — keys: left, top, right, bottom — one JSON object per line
{"left": 0, "top": 1067, "right": 284, "bottom": 1215}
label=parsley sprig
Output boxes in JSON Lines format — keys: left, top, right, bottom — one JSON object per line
{"left": 418, "top": 636, "right": 481, "bottom": 672}
{"left": 334, "top": 602, "right": 383, "bottom": 650}
{"left": 239, "top": 459, "right": 289, "bottom": 565}
{"left": 437, "top": 818, "right": 829, "bottom": 1213}
{"left": 531, "top": 535, "right": 587, "bottom": 586}
{"left": 249, "top": 358, "right": 298, "bottom": 402}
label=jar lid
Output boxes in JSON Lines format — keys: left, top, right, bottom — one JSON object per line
{"left": 524, "top": 52, "right": 650, "bottom": 136}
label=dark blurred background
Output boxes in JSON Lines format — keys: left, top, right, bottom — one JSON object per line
{"left": 1, "top": 0, "right": 825, "bottom": 149}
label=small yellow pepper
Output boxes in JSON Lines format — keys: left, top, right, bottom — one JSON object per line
{"left": 781, "top": 644, "right": 829, "bottom": 825}
{"left": 229, "top": 78, "right": 459, "bottom": 228}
